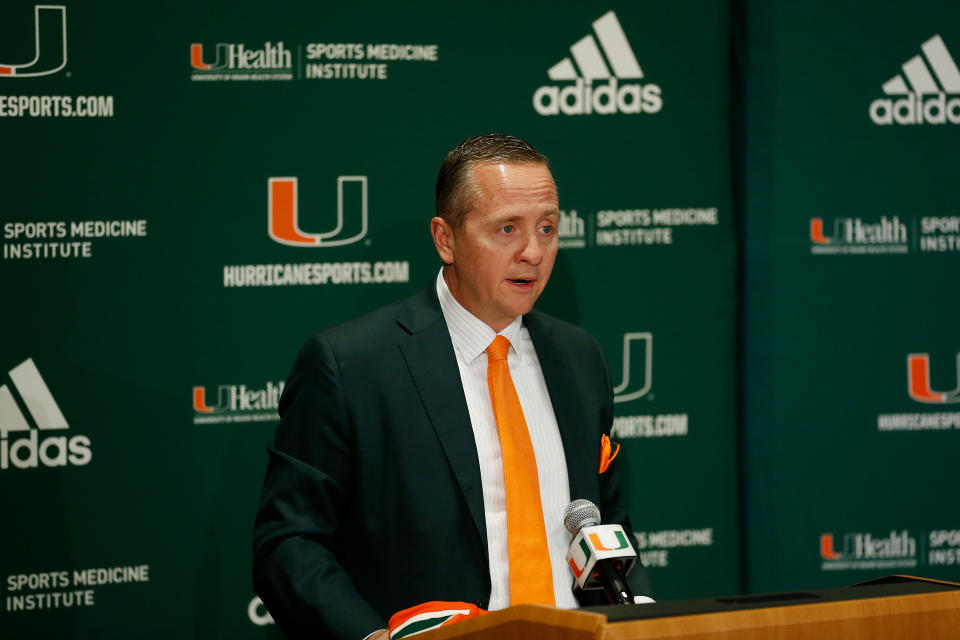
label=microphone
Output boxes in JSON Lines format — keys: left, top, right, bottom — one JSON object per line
{"left": 564, "top": 499, "right": 637, "bottom": 605}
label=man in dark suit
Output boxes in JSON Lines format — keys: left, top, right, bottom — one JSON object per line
{"left": 253, "top": 135, "right": 651, "bottom": 640}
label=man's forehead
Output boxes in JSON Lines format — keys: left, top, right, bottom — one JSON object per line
{"left": 472, "top": 160, "right": 553, "bottom": 180}
{"left": 472, "top": 162, "right": 557, "bottom": 200}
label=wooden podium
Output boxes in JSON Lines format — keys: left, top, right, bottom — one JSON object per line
{"left": 418, "top": 576, "right": 960, "bottom": 640}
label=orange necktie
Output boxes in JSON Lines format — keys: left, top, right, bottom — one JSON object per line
{"left": 486, "top": 335, "right": 555, "bottom": 606}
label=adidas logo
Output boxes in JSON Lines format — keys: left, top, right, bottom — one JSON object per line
{"left": 533, "top": 11, "right": 662, "bottom": 116}
{"left": 0, "top": 358, "right": 92, "bottom": 470}
{"left": 869, "top": 34, "right": 960, "bottom": 125}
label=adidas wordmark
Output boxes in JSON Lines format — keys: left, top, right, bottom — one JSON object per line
{"left": 533, "top": 11, "right": 662, "bottom": 116}
{"left": 870, "top": 34, "right": 960, "bottom": 125}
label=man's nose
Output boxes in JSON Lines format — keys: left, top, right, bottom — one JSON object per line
{"left": 517, "top": 231, "right": 543, "bottom": 264}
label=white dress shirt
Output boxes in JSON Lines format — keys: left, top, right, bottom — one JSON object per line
{"left": 436, "top": 270, "right": 577, "bottom": 610}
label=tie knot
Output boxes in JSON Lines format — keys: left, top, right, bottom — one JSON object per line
{"left": 486, "top": 335, "right": 511, "bottom": 362}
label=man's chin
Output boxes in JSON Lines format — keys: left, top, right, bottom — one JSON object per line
{"left": 495, "top": 286, "right": 545, "bottom": 321}
{"left": 510, "top": 298, "right": 540, "bottom": 319}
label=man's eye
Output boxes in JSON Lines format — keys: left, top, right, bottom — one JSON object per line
{"left": 540, "top": 225, "right": 554, "bottom": 234}
{"left": 500, "top": 225, "right": 514, "bottom": 233}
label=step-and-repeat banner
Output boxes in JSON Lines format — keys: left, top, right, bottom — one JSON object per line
{"left": 743, "top": 0, "right": 960, "bottom": 592}
{"left": 1, "top": 1, "right": 735, "bottom": 636}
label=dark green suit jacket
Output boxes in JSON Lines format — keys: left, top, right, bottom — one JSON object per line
{"left": 253, "top": 283, "right": 651, "bottom": 640}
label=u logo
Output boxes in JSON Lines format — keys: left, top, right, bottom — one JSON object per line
{"left": 810, "top": 218, "right": 831, "bottom": 245}
{"left": 907, "top": 353, "right": 960, "bottom": 404}
{"left": 0, "top": 5, "right": 67, "bottom": 78}
{"left": 567, "top": 539, "right": 592, "bottom": 577}
{"left": 268, "top": 176, "right": 369, "bottom": 247}
{"left": 192, "top": 386, "right": 229, "bottom": 414}
{"left": 613, "top": 332, "right": 652, "bottom": 404}
{"left": 819, "top": 534, "right": 841, "bottom": 560}
{"left": 189, "top": 43, "right": 230, "bottom": 71}
{"left": 588, "top": 530, "right": 630, "bottom": 551}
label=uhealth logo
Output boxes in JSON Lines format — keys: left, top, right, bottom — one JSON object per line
{"left": 0, "top": 358, "right": 91, "bottom": 470}
{"left": 809, "top": 216, "right": 908, "bottom": 254}
{"left": 534, "top": 11, "right": 661, "bottom": 116}
{"left": 190, "top": 41, "right": 292, "bottom": 80}
{"left": 870, "top": 34, "right": 960, "bottom": 125}
{"left": 0, "top": 5, "right": 67, "bottom": 77}
{"left": 192, "top": 380, "right": 284, "bottom": 424}
{"left": 613, "top": 332, "right": 652, "bottom": 403}
{"left": 907, "top": 353, "right": 960, "bottom": 404}
{"left": 268, "top": 176, "right": 369, "bottom": 247}
{"left": 820, "top": 531, "right": 917, "bottom": 570}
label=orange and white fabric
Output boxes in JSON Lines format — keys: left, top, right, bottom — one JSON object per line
{"left": 486, "top": 334, "right": 555, "bottom": 605}
{"left": 388, "top": 601, "right": 486, "bottom": 639}
{"left": 436, "top": 271, "right": 577, "bottom": 609}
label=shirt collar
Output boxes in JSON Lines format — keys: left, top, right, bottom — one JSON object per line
{"left": 436, "top": 268, "right": 524, "bottom": 364}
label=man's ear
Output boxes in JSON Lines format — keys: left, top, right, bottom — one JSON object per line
{"left": 431, "top": 216, "right": 455, "bottom": 265}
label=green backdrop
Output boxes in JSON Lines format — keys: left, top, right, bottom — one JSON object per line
{"left": 742, "top": 0, "right": 960, "bottom": 593}
{"left": 17, "top": 0, "right": 958, "bottom": 637}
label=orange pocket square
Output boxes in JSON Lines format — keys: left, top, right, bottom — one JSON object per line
{"left": 599, "top": 434, "right": 620, "bottom": 474}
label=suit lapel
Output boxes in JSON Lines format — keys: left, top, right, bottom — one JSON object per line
{"left": 396, "top": 285, "right": 488, "bottom": 553}
{"left": 525, "top": 311, "right": 595, "bottom": 505}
